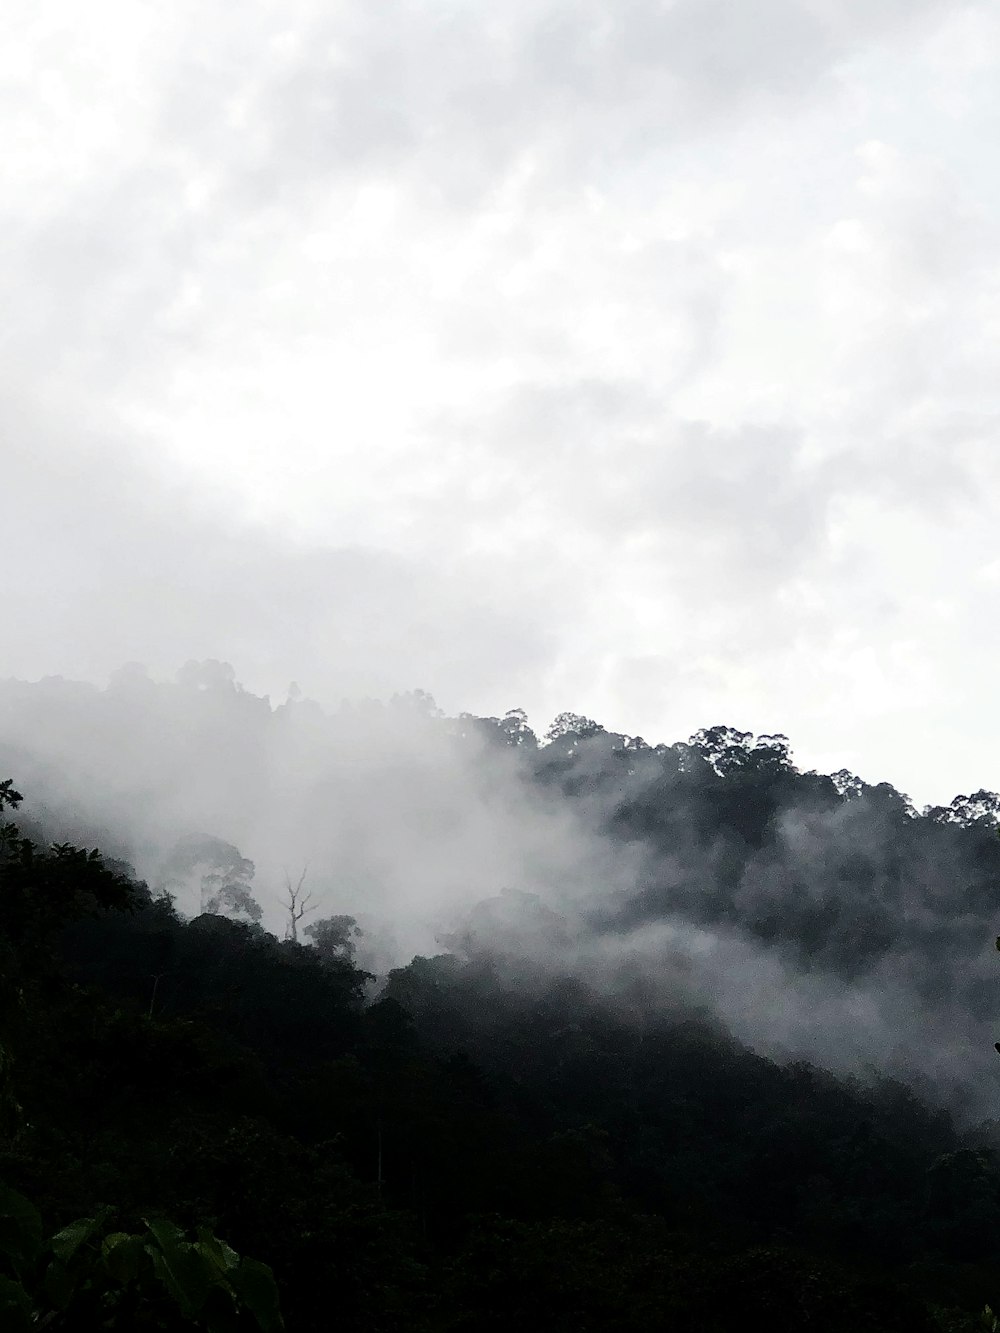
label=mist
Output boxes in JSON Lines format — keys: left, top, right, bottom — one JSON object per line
{"left": 9, "top": 4, "right": 1000, "bottom": 1324}
{"left": 3, "top": 663, "right": 998, "bottom": 1124}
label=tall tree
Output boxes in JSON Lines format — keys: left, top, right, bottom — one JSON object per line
{"left": 282, "top": 868, "right": 315, "bottom": 943}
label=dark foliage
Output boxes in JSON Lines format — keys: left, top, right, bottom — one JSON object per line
{"left": 3, "top": 680, "right": 1000, "bottom": 1327}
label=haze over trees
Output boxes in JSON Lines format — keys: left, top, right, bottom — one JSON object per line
{"left": 3, "top": 664, "right": 1000, "bottom": 1328}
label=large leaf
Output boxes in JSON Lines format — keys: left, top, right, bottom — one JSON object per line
{"left": 144, "top": 1218, "right": 185, "bottom": 1250}
{"left": 101, "top": 1232, "right": 146, "bottom": 1284}
{"left": 229, "top": 1258, "right": 284, "bottom": 1333}
{"left": 146, "top": 1236, "right": 212, "bottom": 1320}
{"left": 0, "top": 1183, "right": 42, "bottom": 1278}
{"left": 195, "top": 1227, "right": 240, "bottom": 1277}
{"left": 51, "top": 1211, "right": 106, "bottom": 1264}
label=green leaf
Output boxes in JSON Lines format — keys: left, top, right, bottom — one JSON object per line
{"left": 146, "top": 1243, "right": 193, "bottom": 1319}
{"left": 229, "top": 1257, "right": 284, "bottom": 1333}
{"left": 146, "top": 1216, "right": 213, "bottom": 1317}
{"left": 51, "top": 1211, "right": 106, "bottom": 1264}
{"left": 144, "top": 1217, "right": 185, "bottom": 1252}
{"left": 101, "top": 1232, "right": 146, "bottom": 1284}
{"left": 0, "top": 1274, "right": 32, "bottom": 1333}
{"left": 0, "top": 1182, "right": 42, "bottom": 1277}
{"left": 146, "top": 1237, "right": 212, "bottom": 1320}
{"left": 101, "top": 1230, "right": 134, "bottom": 1252}
{"left": 194, "top": 1228, "right": 240, "bottom": 1277}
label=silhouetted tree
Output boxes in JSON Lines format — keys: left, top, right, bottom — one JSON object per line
{"left": 281, "top": 868, "right": 315, "bottom": 942}
{"left": 304, "top": 914, "right": 362, "bottom": 964}
{"left": 160, "top": 835, "right": 261, "bottom": 922}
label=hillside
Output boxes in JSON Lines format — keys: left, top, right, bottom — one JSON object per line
{"left": 2, "top": 667, "right": 1000, "bottom": 1328}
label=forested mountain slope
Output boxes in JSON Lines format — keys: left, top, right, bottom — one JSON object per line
{"left": 3, "top": 666, "right": 1000, "bottom": 1328}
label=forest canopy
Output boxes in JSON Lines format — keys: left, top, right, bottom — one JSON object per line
{"left": 2, "top": 665, "right": 1000, "bottom": 1329}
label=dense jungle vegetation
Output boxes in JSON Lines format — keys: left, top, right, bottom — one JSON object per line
{"left": 3, "top": 669, "right": 1000, "bottom": 1328}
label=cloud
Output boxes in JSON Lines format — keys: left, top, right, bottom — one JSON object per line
{"left": 0, "top": 381, "right": 572, "bottom": 709}
{"left": 5, "top": 661, "right": 999, "bottom": 1121}
{"left": 4, "top": 0, "right": 1000, "bottom": 807}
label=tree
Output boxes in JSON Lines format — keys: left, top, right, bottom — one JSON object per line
{"left": 281, "top": 868, "right": 315, "bottom": 943}
{"left": 499, "top": 708, "right": 537, "bottom": 748}
{"left": 926, "top": 790, "right": 1000, "bottom": 828}
{"left": 389, "top": 689, "right": 441, "bottom": 718}
{"left": 831, "top": 769, "right": 865, "bottom": 800}
{"left": 175, "top": 660, "right": 239, "bottom": 693}
{"left": 0, "top": 779, "right": 23, "bottom": 856}
{"left": 0, "top": 785, "right": 136, "bottom": 959}
{"left": 160, "top": 836, "right": 262, "bottom": 923}
{"left": 204, "top": 880, "right": 263, "bottom": 924}
{"left": 688, "top": 725, "right": 754, "bottom": 776}
{"left": 544, "top": 712, "right": 604, "bottom": 743}
{"left": 304, "top": 914, "right": 362, "bottom": 964}
{"left": 0, "top": 778, "right": 139, "bottom": 1138}
{"left": 453, "top": 709, "right": 538, "bottom": 750}
{"left": 0, "top": 781, "right": 25, "bottom": 1135}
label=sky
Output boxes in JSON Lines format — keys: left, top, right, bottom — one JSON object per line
{"left": 5, "top": 0, "right": 1000, "bottom": 808}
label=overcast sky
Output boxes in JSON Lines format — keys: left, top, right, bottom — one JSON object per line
{"left": 5, "top": 0, "right": 1000, "bottom": 806}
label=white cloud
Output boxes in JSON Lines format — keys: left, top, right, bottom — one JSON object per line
{"left": 3, "top": 0, "right": 999, "bottom": 805}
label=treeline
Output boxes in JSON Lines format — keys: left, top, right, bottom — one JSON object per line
{"left": 3, "top": 764, "right": 1000, "bottom": 1326}
{"left": 4, "top": 669, "right": 1000, "bottom": 1325}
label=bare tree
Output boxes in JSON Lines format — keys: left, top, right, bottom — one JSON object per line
{"left": 282, "top": 866, "right": 316, "bottom": 942}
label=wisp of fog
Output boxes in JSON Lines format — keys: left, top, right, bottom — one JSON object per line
{"left": 1, "top": 661, "right": 998, "bottom": 1124}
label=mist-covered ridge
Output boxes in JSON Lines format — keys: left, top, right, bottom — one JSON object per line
{"left": 1, "top": 662, "right": 998, "bottom": 1122}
